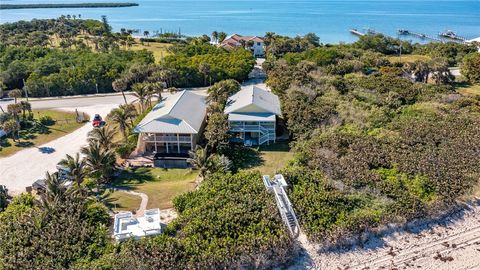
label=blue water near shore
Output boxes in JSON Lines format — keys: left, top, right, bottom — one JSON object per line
{"left": 1, "top": 0, "right": 479, "bottom": 43}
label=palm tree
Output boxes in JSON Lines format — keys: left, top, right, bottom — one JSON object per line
{"left": 81, "top": 142, "right": 116, "bottom": 188}
{"left": 198, "top": 62, "right": 211, "bottom": 86}
{"left": 187, "top": 146, "right": 209, "bottom": 180}
{"left": 150, "top": 82, "right": 164, "bottom": 103}
{"left": 8, "top": 89, "right": 22, "bottom": 104}
{"left": 2, "top": 119, "right": 20, "bottom": 141}
{"left": 87, "top": 126, "right": 117, "bottom": 150}
{"left": 108, "top": 104, "right": 136, "bottom": 143}
{"left": 132, "top": 83, "right": 149, "bottom": 113}
{"left": 218, "top": 32, "right": 227, "bottom": 43}
{"left": 19, "top": 101, "right": 31, "bottom": 120}
{"left": 212, "top": 31, "right": 218, "bottom": 43}
{"left": 58, "top": 153, "right": 87, "bottom": 189}
{"left": 112, "top": 79, "right": 128, "bottom": 105}
{"left": 187, "top": 146, "right": 232, "bottom": 183}
{"left": 39, "top": 172, "right": 70, "bottom": 211}
{"left": 7, "top": 103, "right": 22, "bottom": 121}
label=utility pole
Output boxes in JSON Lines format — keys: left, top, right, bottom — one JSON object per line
{"left": 22, "top": 79, "right": 29, "bottom": 101}
{"left": 96, "top": 83, "right": 99, "bottom": 94}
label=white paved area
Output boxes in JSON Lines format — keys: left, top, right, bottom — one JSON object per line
{"left": 0, "top": 105, "right": 116, "bottom": 194}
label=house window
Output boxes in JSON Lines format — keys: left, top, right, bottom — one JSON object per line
{"left": 257, "top": 42, "right": 261, "bottom": 46}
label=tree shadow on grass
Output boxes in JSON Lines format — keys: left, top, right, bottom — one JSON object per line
{"left": 0, "top": 139, "right": 11, "bottom": 148}
{"left": 227, "top": 144, "right": 264, "bottom": 171}
{"left": 113, "top": 168, "right": 156, "bottom": 187}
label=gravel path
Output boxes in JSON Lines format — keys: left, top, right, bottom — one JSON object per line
{"left": 0, "top": 105, "right": 117, "bottom": 194}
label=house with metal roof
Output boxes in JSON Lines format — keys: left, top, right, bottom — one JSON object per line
{"left": 133, "top": 90, "right": 206, "bottom": 167}
{"left": 224, "top": 86, "right": 281, "bottom": 146}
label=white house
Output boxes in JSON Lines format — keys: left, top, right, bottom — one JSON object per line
{"left": 113, "top": 209, "right": 162, "bottom": 241}
{"left": 221, "top": 34, "right": 265, "bottom": 57}
{"left": 133, "top": 90, "right": 207, "bottom": 167}
{"left": 224, "top": 86, "right": 281, "bottom": 146}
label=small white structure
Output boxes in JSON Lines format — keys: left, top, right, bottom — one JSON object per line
{"left": 225, "top": 86, "right": 281, "bottom": 146}
{"left": 113, "top": 208, "right": 162, "bottom": 241}
{"left": 221, "top": 34, "right": 265, "bottom": 57}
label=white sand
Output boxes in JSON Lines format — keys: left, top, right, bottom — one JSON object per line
{"left": 290, "top": 201, "right": 480, "bottom": 270}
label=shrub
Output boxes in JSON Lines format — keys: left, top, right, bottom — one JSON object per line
{"left": 38, "top": 115, "right": 54, "bottom": 126}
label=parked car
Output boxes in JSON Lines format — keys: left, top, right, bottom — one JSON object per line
{"left": 92, "top": 114, "right": 105, "bottom": 127}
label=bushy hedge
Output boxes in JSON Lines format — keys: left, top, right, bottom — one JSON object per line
{"left": 0, "top": 46, "right": 154, "bottom": 96}
{"left": 76, "top": 171, "right": 295, "bottom": 269}
{"left": 265, "top": 43, "right": 480, "bottom": 244}
{"left": 162, "top": 44, "right": 255, "bottom": 87}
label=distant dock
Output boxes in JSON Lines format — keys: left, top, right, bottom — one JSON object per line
{"left": 398, "top": 29, "right": 444, "bottom": 42}
{"left": 349, "top": 29, "right": 365, "bottom": 37}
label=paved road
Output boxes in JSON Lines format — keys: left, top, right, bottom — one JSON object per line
{"left": 0, "top": 89, "right": 207, "bottom": 195}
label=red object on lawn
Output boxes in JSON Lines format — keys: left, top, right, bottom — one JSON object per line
{"left": 92, "top": 114, "right": 103, "bottom": 127}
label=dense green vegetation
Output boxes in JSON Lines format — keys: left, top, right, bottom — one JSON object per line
{"left": 0, "top": 3, "right": 138, "bottom": 9}
{"left": 161, "top": 43, "right": 255, "bottom": 87}
{"left": 1, "top": 20, "right": 480, "bottom": 268}
{"left": 0, "top": 18, "right": 254, "bottom": 97}
{"left": 75, "top": 172, "right": 294, "bottom": 269}
{"left": 0, "top": 171, "right": 294, "bottom": 269}
{"left": 0, "top": 46, "right": 153, "bottom": 96}
{"left": 262, "top": 34, "right": 480, "bottom": 244}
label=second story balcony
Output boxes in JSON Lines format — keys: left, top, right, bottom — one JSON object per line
{"left": 143, "top": 134, "right": 191, "bottom": 143}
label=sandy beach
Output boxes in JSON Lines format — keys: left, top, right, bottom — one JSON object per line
{"left": 290, "top": 200, "right": 480, "bottom": 270}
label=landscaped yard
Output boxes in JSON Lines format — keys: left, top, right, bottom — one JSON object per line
{"left": 109, "top": 168, "right": 197, "bottom": 211}
{"left": 231, "top": 142, "right": 293, "bottom": 176}
{"left": 253, "top": 142, "right": 294, "bottom": 175}
{"left": 107, "top": 191, "right": 143, "bottom": 212}
{"left": 0, "top": 109, "right": 85, "bottom": 157}
{"left": 131, "top": 40, "right": 172, "bottom": 62}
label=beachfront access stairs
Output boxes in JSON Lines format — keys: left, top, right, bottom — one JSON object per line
{"left": 263, "top": 174, "right": 300, "bottom": 237}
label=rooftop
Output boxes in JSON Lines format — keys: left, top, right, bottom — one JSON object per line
{"left": 113, "top": 208, "right": 162, "bottom": 241}
{"left": 134, "top": 91, "right": 206, "bottom": 134}
{"left": 224, "top": 86, "right": 281, "bottom": 115}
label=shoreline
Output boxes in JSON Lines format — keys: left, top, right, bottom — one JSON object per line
{"left": 0, "top": 3, "right": 139, "bottom": 10}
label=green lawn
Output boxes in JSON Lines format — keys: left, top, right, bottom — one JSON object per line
{"left": 107, "top": 191, "right": 143, "bottom": 212}
{"left": 110, "top": 168, "right": 197, "bottom": 210}
{"left": 457, "top": 84, "right": 480, "bottom": 97}
{"left": 244, "top": 142, "right": 294, "bottom": 176}
{"left": 0, "top": 109, "right": 84, "bottom": 157}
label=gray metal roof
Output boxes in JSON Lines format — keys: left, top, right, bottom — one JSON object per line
{"left": 228, "top": 112, "right": 275, "bottom": 122}
{"left": 134, "top": 91, "right": 206, "bottom": 134}
{"left": 224, "top": 86, "right": 281, "bottom": 115}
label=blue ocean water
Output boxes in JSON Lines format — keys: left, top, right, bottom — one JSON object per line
{"left": 0, "top": 0, "right": 479, "bottom": 43}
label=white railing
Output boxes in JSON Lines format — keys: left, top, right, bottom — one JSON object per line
{"left": 263, "top": 175, "right": 300, "bottom": 238}
{"left": 143, "top": 135, "right": 191, "bottom": 143}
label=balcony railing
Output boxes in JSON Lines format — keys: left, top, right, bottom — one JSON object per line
{"left": 143, "top": 135, "right": 191, "bottom": 143}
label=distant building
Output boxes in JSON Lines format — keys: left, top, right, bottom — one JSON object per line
{"left": 224, "top": 86, "right": 281, "bottom": 146}
{"left": 113, "top": 208, "right": 162, "bottom": 241}
{"left": 133, "top": 90, "right": 207, "bottom": 167}
{"left": 221, "top": 34, "right": 265, "bottom": 57}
